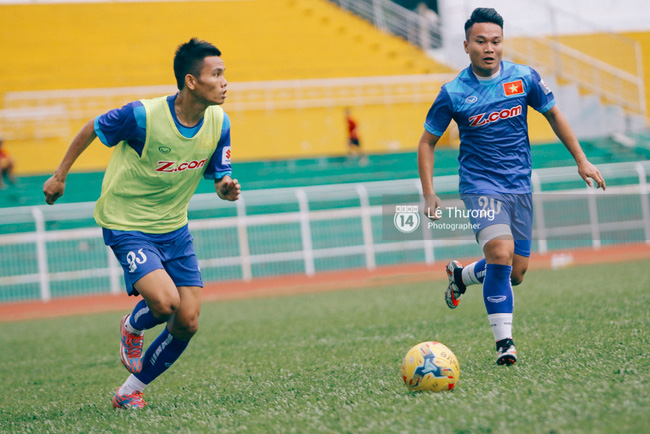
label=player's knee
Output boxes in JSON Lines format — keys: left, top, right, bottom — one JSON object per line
{"left": 183, "top": 321, "right": 199, "bottom": 339}
{"left": 486, "top": 249, "right": 513, "bottom": 265}
{"left": 511, "top": 268, "right": 527, "bottom": 286}
{"left": 147, "top": 295, "right": 180, "bottom": 321}
{"left": 483, "top": 238, "right": 514, "bottom": 265}
{"left": 171, "top": 314, "right": 199, "bottom": 340}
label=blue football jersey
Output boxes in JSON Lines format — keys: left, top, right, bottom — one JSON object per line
{"left": 425, "top": 61, "right": 555, "bottom": 194}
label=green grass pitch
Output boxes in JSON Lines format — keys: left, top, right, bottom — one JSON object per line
{"left": 1, "top": 260, "right": 648, "bottom": 432}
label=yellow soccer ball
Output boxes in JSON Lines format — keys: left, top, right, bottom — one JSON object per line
{"left": 401, "top": 341, "right": 460, "bottom": 392}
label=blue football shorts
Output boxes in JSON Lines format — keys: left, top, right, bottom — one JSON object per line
{"left": 461, "top": 193, "right": 533, "bottom": 258}
{"left": 102, "top": 224, "right": 203, "bottom": 296}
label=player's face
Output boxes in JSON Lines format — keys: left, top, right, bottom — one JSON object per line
{"left": 193, "top": 56, "right": 228, "bottom": 105}
{"left": 464, "top": 22, "right": 503, "bottom": 77}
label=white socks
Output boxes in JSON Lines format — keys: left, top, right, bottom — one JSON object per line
{"left": 119, "top": 374, "right": 147, "bottom": 395}
{"left": 124, "top": 314, "right": 144, "bottom": 336}
{"left": 488, "top": 313, "right": 513, "bottom": 342}
{"left": 462, "top": 261, "right": 483, "bottom": 286}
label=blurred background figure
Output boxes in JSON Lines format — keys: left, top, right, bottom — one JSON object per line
{"left": 345, "top": 108, "right": 368, "bottom": 165}
{"left": 345, "top": 108, "right": 361, "bottom": 153}
{"left": 0, "top": 138, "right": 16, "bottom": 189}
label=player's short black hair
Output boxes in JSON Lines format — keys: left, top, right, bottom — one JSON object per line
{"left": 464, "top": 8, "right": 504, "bottom": 40}
{"left": 174, "top": 38, "right": 222, "bottom": 90}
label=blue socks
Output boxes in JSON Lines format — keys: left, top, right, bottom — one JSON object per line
{"left": 457, "top": 260, "right": 515, "bottom": 342}
{"left": 483, "top": 263, "right": 514, "bottom": 342}
{"left": 122, "top": 299, "right": 191, "bottom": 388}
{"left": 472, "top": 258, "right": 487, "bottom": 283}
{"left": 483, "top": 264, "right": 513, "bottom": 314}
{"left": 134, "top": 327, "right": 190, "bottom": 385}
{"left": 129, "top": 299, "right": 165, "bottom": 331}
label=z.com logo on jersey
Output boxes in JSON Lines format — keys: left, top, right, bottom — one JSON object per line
{"left": 469, "top": 105, "right": 522, "bottom": 127}
{"left": 155, "top": 159, "right": 207, "bottom": 173}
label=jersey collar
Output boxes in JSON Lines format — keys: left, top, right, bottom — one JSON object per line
{"left": 469, "top": 62, "right": 503, "bottom": 84}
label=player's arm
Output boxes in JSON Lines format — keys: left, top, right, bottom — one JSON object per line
{"left": 215, "top": 175, "right": 240, "bottom": 201}
{"left": 204, "top": 112, "right": 239, "bottom": 201}
{"left": 542, "top": 105, "right": 606, "bottom": 190}
{"left": 417, "top": 130, "right": 443, "bottom": 220}
{"left": 419, "top": 86, "right": 453, "bottom": 219}
{"left": 43, "top": 120, "right": 97, "bottom": 205}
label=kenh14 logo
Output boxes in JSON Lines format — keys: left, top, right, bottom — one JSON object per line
{"left": 394, "top": 205, "right": 421, "bottom": 233}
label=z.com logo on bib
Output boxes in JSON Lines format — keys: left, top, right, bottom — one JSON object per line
{"left": 155, "top": 159, "right": 207, "bottom": 173}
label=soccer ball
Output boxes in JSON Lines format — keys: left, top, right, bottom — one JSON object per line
{"left": 401, "top": 341, "right": 460, "bottom": 392}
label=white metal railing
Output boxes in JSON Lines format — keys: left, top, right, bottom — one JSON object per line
{"left": 0, "top": 106, "right": 69, "bottom": 141}
{"left": 328, "top": 0, "right": 646, "bottom": 122}
{"left": 224, "top": 74, "right": 453, "bottom": 111}
{"left": 331, "top": 0, "right": 442, "bottom": 49}
{"left": 3, "top": 75, "right": 454, "bottom": 113}
{"left": 506, "top": 37, "right": 646, "bottom": 116}
{"left": 499, "top": 0, "right": 646, "bottom": 120}
{"left": 1, "top": 74, "right": 454, "bottom": 141}
{"left": 1, "top": 161, "right": 649, "bottom": 303}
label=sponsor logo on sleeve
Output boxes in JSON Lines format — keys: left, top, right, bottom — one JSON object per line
{"left": 539, "top": 78, "right": 552, "bottom": 95}
{"left": 222, "top": 146, "right": 231, "bottom": 165}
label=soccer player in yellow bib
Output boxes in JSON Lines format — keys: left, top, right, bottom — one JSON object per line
{"left": 43, "top": 39, "right": 240, "bottom": 409}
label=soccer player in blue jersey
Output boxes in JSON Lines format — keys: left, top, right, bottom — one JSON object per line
{"left": 43, "top": 38, "right": 240, "bottom": 408}
{"left": 417, "top": 8, "right": 606, "bottom": 365}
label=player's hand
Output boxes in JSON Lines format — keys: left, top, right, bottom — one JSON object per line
{"left": 578, "top": 160, "right": 606, "bottom": 190}
{"left": 43, "top": 175, "right": 65, "bottom": 205}
{"left": 424, "top": 194, "right": 443, "bottom": 221}
{"left": 217, "top": 178, "right": 241, "bottom": 201}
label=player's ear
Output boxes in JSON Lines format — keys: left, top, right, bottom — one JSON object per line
{"left": 185, "top": 74, "right": 196, "bottom": 91}
{"left": 463, "top": 40, "right": 469, "bottom": 53}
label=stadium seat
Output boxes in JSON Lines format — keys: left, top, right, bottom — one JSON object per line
{"left": 0, "top": 0, "right": 454, "bottom": 172}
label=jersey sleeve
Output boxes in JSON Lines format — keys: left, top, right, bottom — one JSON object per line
{"left": 424, "top": 87, "right": 454, "bottom": 136}
{"left": 526, "top": 68, "right": 556, "bottom": 114}
{"left": 94, "top": 101, "right": 147, "bottom": 149}
{"left": 203, "top": 112, "right": 232, "bottom": 180}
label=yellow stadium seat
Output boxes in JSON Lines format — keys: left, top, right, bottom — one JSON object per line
{"left": 0, "top": 0, "right": 449, "bottom": 173}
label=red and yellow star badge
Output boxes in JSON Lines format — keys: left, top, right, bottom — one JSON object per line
{"left": 503, "top": 80, "right": 524, "bottom": 97}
